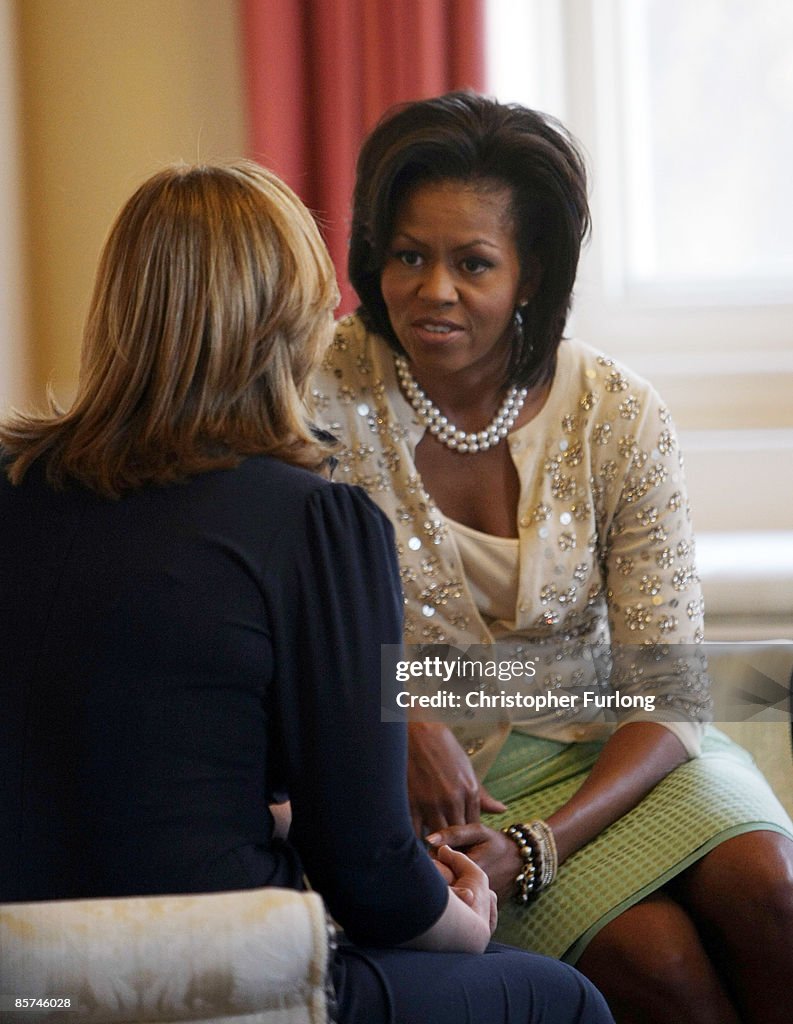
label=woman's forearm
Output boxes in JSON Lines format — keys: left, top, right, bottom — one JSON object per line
{"left": 401, "top": 889, "right": 490, "bottom": 953}
{"left": 547, "top": 721, "right": 688, "bottom": 864}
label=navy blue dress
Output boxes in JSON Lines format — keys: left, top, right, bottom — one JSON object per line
{"left": 0, "top": 454, "right": 612, "bottom": 1024}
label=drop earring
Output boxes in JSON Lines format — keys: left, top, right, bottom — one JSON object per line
{"left": 514, "top": 304, "right": 533, "bottom": 358}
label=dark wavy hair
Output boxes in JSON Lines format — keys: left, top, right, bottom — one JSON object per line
{"left": 349, "top": 91, "right": 591, "bottom": 389}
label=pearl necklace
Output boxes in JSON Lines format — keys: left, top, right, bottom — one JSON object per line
{"left": 395, "top": 356, "right": 528, "bottom": 454}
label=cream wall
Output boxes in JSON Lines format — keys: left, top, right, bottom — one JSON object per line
{"left": 8, "top": 0, "right": 246, "bottom": 411}
{"left": 0, "top": 0, "right": 28, "bottom": 413}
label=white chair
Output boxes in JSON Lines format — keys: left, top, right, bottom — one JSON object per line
{"left": 0, "top": 886, "right": 333, "bottom": 1024}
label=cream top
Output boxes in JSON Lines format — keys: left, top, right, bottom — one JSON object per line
{"left": 446, "top": 517, "right": 519, "bottom": 627}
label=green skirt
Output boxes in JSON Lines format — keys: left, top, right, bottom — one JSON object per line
{"left": 481, "top": 726, "right": 793, "bottom": 963}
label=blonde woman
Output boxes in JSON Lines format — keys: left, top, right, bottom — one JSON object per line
{"left": 0, "top": 162, "right": 612, "bottom": 1024}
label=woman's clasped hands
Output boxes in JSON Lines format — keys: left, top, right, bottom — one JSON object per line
{"left": 428, "top": 825, "right": 522, "bottom": 906}
{"left": 425, "top": 843, "right": 499, "bottom": 952}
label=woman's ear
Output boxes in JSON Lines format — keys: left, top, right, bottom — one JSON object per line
{"left": 518, "top": 254, "right": 543, "bottom": 305}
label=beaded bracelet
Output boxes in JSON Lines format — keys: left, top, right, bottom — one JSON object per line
{"left": 502, "top": 819, "right": 558, "bottom": 905}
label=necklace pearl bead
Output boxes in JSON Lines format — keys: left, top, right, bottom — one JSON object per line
{"left": 395, "top": 356, "right": 528, "bottom": 455}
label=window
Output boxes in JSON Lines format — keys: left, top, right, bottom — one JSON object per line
{"left": 486, "top": 0, "right": 793, "bottom": 556}
{"left": 486, "top": 0, "right": 793, "bottom": 360}
{"left": 594, "top": 0, "right": 793, "bottom": 304}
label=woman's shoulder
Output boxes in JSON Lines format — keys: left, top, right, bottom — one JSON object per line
{"left": 228, "top": 457, "right": 395, "bottom": 566}
{"left": 323, "top": 313, "right": 391, "bottom": 377}
{"left": 314, "top": 315, "right": 399, "bottom": 434}
{"left": 559, "top": 337, "right": 660, "bottom": 399}
{"left": 554, "top": 337, "right": 671, "bottom": 431}
{"left": 237, "top": 454, "right": 380, "bottom": 513}
{"left": 332, "top": 311, "right": 370, "bottom": 348}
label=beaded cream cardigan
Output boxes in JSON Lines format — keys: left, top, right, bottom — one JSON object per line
{"left": 314, "top": 315, "right": 710, "bottom": 779}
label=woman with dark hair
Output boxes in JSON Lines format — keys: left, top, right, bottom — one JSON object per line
{"left": 0, "top": 160, "right": 613, "bottom": 1024}
{"left": 315, "top": 92, "right": 793, "bottom": 1022}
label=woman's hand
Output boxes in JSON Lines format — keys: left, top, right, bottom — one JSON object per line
{"left": 427, "top": 723, "right": 691, "bottom": 902}
{"left": 436, "top": 843, "right": 498, "bottom": 938}
{"left": 408, "top": 722, "right": 506, "bottom": 834}
{"left": 403, "top": 843, "right": 497, "bottom": 953}
{"left": 268, "top": 800, "right": 291, "bottom": 840}
{"left": 427, "top": 823, "right": 523, "bottom": 904}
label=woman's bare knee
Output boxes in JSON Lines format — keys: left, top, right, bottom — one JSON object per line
{"left": 676, "top": 831, "right": 793, "bottom": 1022}
{"left": 577, "top": 894, "right": 739, "bottom": 1024}
{"left": 681, "top": 831, "right": 793, "bottom": 940}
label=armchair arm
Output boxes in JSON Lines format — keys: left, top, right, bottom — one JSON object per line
{"left": 0, "top": 887, "right": 332, "bottom": 1024}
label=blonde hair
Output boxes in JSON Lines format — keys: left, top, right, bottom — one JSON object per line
{"left": 0, "top": 160, "right": 339, "bottom": 496}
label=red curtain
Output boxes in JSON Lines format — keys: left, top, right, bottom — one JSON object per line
{"left": 241, "top": 0, "right": 485, "bottom": 313}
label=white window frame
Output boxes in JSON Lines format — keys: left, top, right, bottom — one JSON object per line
{"left": 567, "top": 0, "right": 793, "bottom": 371}
{"left": 486, "top": 0, "right": 793, "bottom": 553}
{"left": 486, "top": 0, "right": 793, "bottom": 417}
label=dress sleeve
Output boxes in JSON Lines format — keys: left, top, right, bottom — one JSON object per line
{"left": 269, "top": 482, "right": 448, "bottom": 947}
{"left": 602, "top": 385, "right": 711, "bottom": 754}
